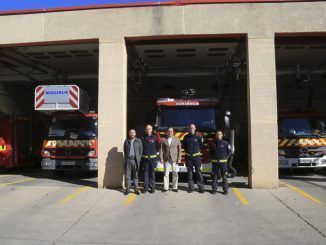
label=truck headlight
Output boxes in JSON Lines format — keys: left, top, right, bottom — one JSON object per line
{"left": 87, "top": 162, "right": 98, "bottom": 167}
{"left": 43, "top": 161, "right": 53, "bottom": 167}
{"left": 88, "top": 150, "right": 96, "bottom": 157}
{"left": 279, "top": 159, "right": 288, "bottom": 166}
{"left": 278, "top": 150, "right": 285, "bottom": 156}
{"left": 42, "top": 150, "right": 51, "bottom": 157}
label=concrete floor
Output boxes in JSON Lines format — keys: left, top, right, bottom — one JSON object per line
{"left": 0, "top": 170, "right": 325, "bottom": 245}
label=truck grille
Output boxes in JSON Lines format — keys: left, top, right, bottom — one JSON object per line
{"left": 284, "top": 149, "right": 324, "bottom": 158}
{"left": 48, "top": 148, "right": 90, "bottom": 157}
{"left": 294, "top": 163, "right": 317, "bottom": 167}
{"left": 56, "top": 165, "right": 82, "bottom": 170}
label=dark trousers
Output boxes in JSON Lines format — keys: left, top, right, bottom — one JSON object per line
{"left": 186, "top": 156, "right": 204, "bottom": 191}
{"left": 212, "top": 162, "right": 228, "bottom": 191}
{"left": 125, "top": 159, "right": 139, "bottom": 192}
{"left": 143, "top": 158, "right": 156, "bottom": 191}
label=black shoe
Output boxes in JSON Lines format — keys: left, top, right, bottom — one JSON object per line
{"left": 134, "top": 189, "right": 141, "bottom": 195}
{"left": 142, "top": 189, "right": 148, "bottom": 194}
{"left": 199, "top": 189, "right": 205, "bottom": 194}
{"left": 223, "top": 190, "right": 228, "bottom": 195}
{"left": 149, "top": 189, "right": 155, "bottom": 194}
{"left": 211, "top": 190, "right": 217, "bottom": 194}
{"left": 187, "top": 189, "right": 193, "bottom": 193}
{"left": 162, "top": 189, "right": 167, "bottom": 193}
{"left": 124, "top": 191, "right": 130, "bottom": 196}
{"left": 172, "top": 189, "right": 179, "bottom": 192}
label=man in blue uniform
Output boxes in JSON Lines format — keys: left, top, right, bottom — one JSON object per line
{"left": 183, "top": 123, "right": 204, "bottom": 193}
{"left": 141, "top": 124, "right": 160, "bottom": 194}
{"left": 211, "top": 130, "right": 231, "bottom": 195}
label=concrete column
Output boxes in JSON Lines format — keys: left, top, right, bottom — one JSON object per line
{"left": 246, "top": 36, "right": 279, "bottom": 189}
{"left": 98, "top": 41, "right": 127, "bottom": 189}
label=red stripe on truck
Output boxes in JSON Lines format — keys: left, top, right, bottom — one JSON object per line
{"left": 69, "top": 90, "right": 78, "bottom": 101}
{"left": 71, "top": 85, "right": 78, "bottom": 93}
{"left": 69, "top": 99, "right": 78, "bottom": 108}
{"left": 35, "top": 90, "right": 45, "bottom": 102}
{"left": 35, "top": 86, "right": 43, "bottom": 93}
{"left": 35, "top": 99, "right": 44, "bottom": 109}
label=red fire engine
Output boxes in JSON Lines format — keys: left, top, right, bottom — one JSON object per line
{"left": 154, "top": 97, "right": 236, "bottom": 174}
{"left": 0, "top": 114, "right": 43, "bottom": 169}
{"left": 35, "top": 85, "right": 98, "bottom": 173}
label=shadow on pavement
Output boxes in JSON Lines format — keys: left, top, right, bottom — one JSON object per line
{"left": 229, "top": 181, "right": 249, "bottom": 189}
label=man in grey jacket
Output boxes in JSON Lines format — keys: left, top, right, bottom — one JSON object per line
{"left": 123, "top": 129, "right": 143, "bottom": 195}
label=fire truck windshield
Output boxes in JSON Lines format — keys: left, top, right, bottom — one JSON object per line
{"left": 47, "top": 117, "right": 97, "bottom": 139}
{"left": 158, "top": 107, "right": 217, "bottom": 130}
{"left": 279, "top": 117, "right": 325, "bottom": 137}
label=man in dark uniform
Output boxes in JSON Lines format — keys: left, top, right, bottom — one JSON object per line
{"left": 183, "top": 123, "right": 204, "bottom": 193}
{"left": 211, "top": 130, "right": 231, "bottom": 195}
{"left": 141, "top": 124, "right": 160, "bottom": 194}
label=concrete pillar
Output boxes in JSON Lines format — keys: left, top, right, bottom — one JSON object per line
{"left": 246, "top": 36, "right": 279, "bottom": 189}
{"left": 98, "top": 41, "right": 127, "bottom": 189}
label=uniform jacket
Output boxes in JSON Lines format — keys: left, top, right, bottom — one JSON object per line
{"left": 123, "top": 138, "right": 143, "bottom": 167}
{"left": 159, "top": 135, "right": 182, "bottom": 163}
{"left": 211, "top": 139, "right": 231, "bottom": 160}
{"left": 182, "top": 132, "right": 203, "bottom": 155}
{"left": 141, "top": 134, "right": 160, "bottom": 156}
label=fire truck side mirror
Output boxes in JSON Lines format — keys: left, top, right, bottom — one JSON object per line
{"left": 154, "top": 111, "right": 160, "bottom": 128}
{"left": 317, "top": 120, "right": 325, "bottom": 133}
{"left": 224, "top": 111, "right": 231, "bottom": 129}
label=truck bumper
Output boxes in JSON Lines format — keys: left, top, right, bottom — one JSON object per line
{"left": 279, "top": 156, "right": 326, "bottom": 168}
{"left": 41, "top": 158, "right": 98, "bottom": 171}
{"left": 155, "top": 162, "right": 212, "bottom": 173}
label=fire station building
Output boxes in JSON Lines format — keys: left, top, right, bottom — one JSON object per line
{"left": 0, "top": 1, "right": 326, "bottom": 189}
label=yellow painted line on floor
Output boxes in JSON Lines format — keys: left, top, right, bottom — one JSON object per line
{"left": 0, "top": 177, "right": 35, "bottom": 187}
{"left": 231, "top": 187, "right": 249, "bottom": 206}
{"left": 0, "top": 174, "right": 12, "bottom": 178}
{"left": 280, "top": 181, "right": 322, "bottom": 205}
{"left": 123, "top": 193, "right": 137, "bottom": 206}
{"left": 59, "top": 186, "right": 90, "bottom": 204}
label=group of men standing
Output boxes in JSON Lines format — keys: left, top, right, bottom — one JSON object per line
{"left": 123, "top": 123, "right": 231, "bottom": 196}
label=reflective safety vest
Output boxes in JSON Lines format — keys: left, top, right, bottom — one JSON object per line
{"left": 211, "top": 159, "right": 228, "bottom": 163}
{"left": 142, "top": 154, "right": 157, "bottom": 159}
{"left": 183, "top": 133, "right": 203, "bottom": 157}
{"left": 185, "top": 152, "right": 201, "bottom": 157}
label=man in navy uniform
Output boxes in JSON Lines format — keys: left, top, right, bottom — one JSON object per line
{"left": 211, "top": 130, "right": 231, "bottom": 195}
{"left": 183, "top": 123, "right": 204, "bottom": 193}
{"left": 141, "top": 124, "right": 160, "bottom": 194}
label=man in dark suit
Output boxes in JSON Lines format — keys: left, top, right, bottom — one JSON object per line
{"left": 123, "top": 129, "right": 143, "bottom": 195}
